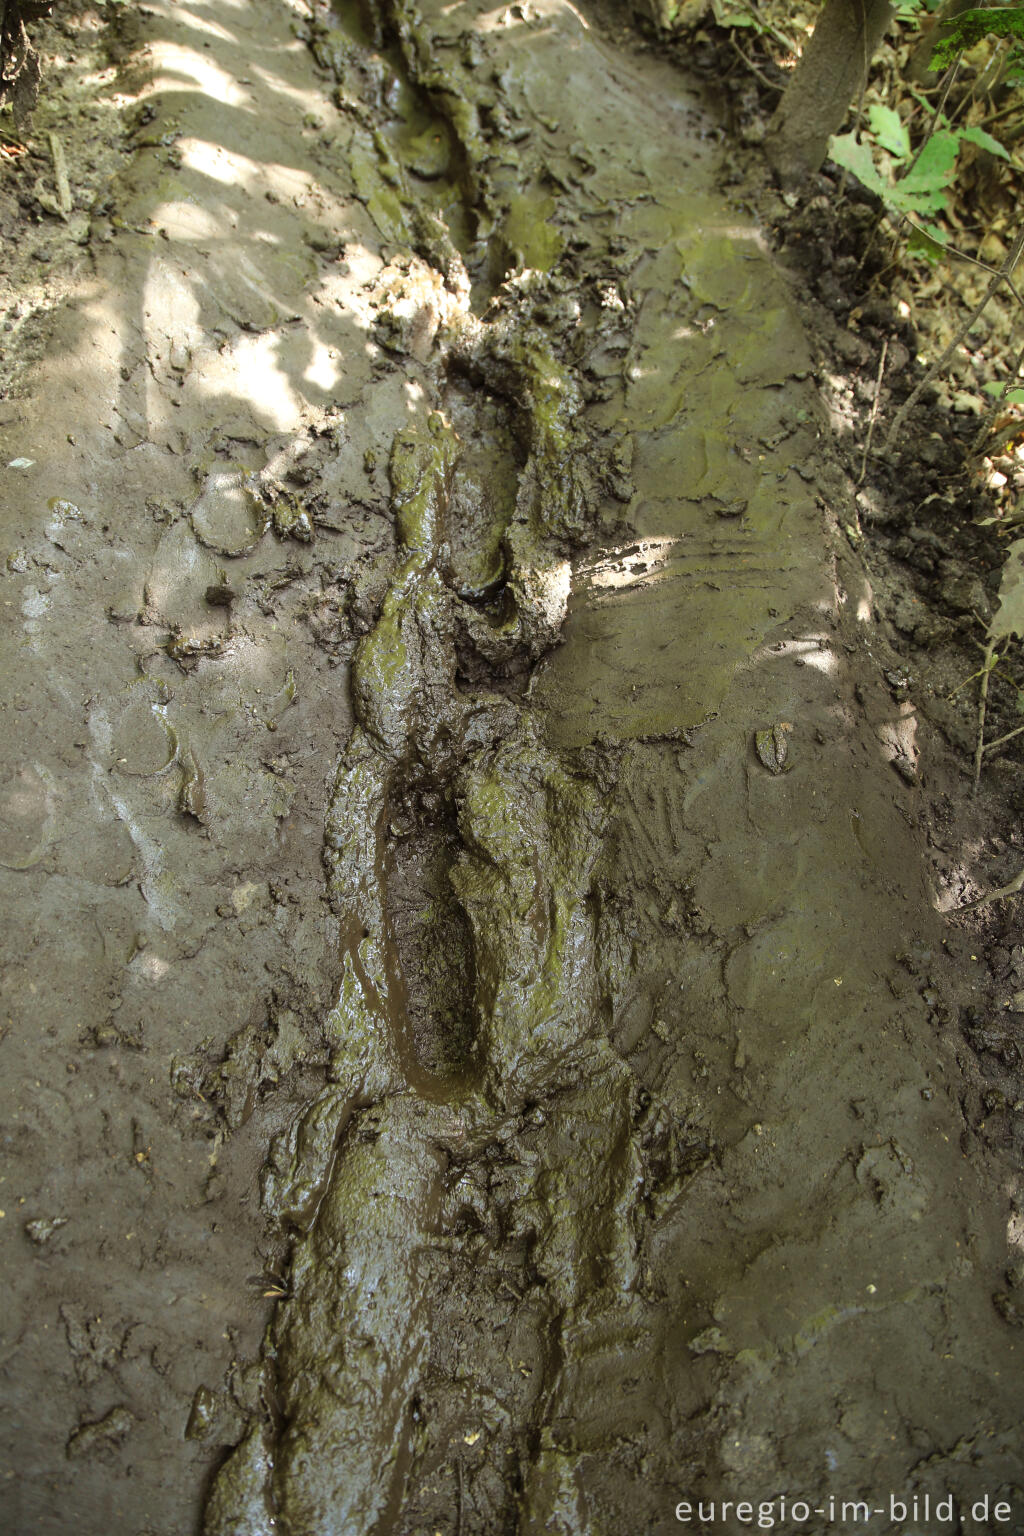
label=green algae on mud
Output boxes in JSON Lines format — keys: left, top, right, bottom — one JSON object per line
{"left": 206, "top": 354, "right": 647, "bottom": 1529}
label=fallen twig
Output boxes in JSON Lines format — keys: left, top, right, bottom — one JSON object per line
{"left": 982, "top": 719, "right": 1024, "bottom": 756}
{"left": 959, "top": 865, "right": 1024, "bottom": 910}
{"left": 48, "top": 129, "right": 71, "bottom": 218}
{"left": 857, "top": 336, "right": 888, "bottom": 485}
{"left": 729, "top": 35, "right": 782, "bottom": 95}
{"left": 972, "top": 637, "right": 997, "bottom": 792}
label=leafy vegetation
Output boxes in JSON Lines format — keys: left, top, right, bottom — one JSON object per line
{"left": 660, "top": 0, "right": 1024, "bottom": 775}
{"left": 930, "top": 5, "right": 1024, "bottom": 70}
{"left": 829, "top": 105, "right": 1010, "bottom": 256}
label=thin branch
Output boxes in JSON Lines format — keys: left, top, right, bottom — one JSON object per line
{"left": 884, "top": 224, "right": 1024, "bottom": 451}
{"left": 982, "top": 719, "right": 1024, "bottom": 755}
{"left": 945, "top": 37, "right": 1009, "bottom": 131}
{"left": 901, "top": 61, "right": 960, "bottom": 185}
{"left": 857, "top": 336, "right": 889, "bottom": 485}
{"left": 729, "top": 35, "right": 782, "bottom": 94}
{"left": 896, "top": 217, "right": 1024, "bottom": 297}
{"left": 978, "top": 94, "right": 1024, "bottom": 132}
{"left": 973, "top": 636, "right": 998, "bottom": 792}
{"left": 735, "top": 0, "right": 799, "bottom": 55}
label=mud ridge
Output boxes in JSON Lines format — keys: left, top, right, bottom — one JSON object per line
{"left": 206, "top": 288, "right": 664, "bottom": 1532}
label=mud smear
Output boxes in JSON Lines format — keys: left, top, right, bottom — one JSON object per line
{"left": 3, "top": 0, "right": 1024, "bottom": 1533}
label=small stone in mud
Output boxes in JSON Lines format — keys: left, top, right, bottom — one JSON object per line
{"left": 884, "top": 667, "right": 911, "bottom": 697}
{"left": 24, "top": 1215, "right": 68, "bottom": 1245}
{"left": 689, "top": 1325, "right": 727, "bottom": 1355}
{"left": 892, "top": 755, "right": 919, "bottom": 787}
{"left": 185, "top": 1385, "right": 218, "bottom": 1440}
{"left": 754, "top": 724, "right": 790, "bottom": 774}
{"left": 66, "top": 1406, "right": 133, "bottom": 1459}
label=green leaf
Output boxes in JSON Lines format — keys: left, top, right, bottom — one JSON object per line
{"left": 982, "top": 383, "right": 1024, "bottom": 403}
{"left": 991, "top": 536, "right": 1024, "bottom": 641}
{"left": 889, "top": 184, "right": 949, "bottom": 216}
{"left": 959, "top": 123, "right": 1011, "bottom": 160}
{"left": 931, "top": 6, "right": 1024, "bottom": 70}
{"left": 868, "top": 104, "right": 911, "bottom": 159}
{"left": 827, "top": 132, "right": 889, "bottom": 198}
{"left": 711, "top": 0, "right": 757, "bottom": 26}
{"left": 901, "top": 128, "right": 959, "bottom": 191}
{"left": 906, "top": 222, "right": 950, "bottom": 260}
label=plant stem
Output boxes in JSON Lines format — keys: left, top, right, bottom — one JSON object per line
{"left": 972, "top": 332, "right": 1024, "bottom": 457}
{"left": 857, "top": 336, "right": 889, "bottom": 484}
{"left": 885, "top": 224, "right": 1024, "bottom": 450}
{"left": 897, "top": 217, "right": 1023, "bottom": 293}
{"left": 982, "top": 719, "right": 1024, "bottom": 755}
{"left": 901, "top": 60, "right": 959, "bottom": 183}
{"left": 973, "top": 636, "right": 997, "bottom": 792}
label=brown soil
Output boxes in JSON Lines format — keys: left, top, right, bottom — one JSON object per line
{"left": 1, "top": 3, "right": 1023, "bottom": 1534}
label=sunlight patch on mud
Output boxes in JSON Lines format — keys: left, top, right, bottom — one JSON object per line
{"left": 877, "top": 705, "right": 919, "bottom": 777}
{"left": 157, "top": 3, "right": 238, "bottom": 45}
{"left": 177, "top": 137, "right": 321, "bottom": 207}
{"left": 753, "top": 635, "right": 838, "bottom": 675}
{"left": 247, "top": 60, "right": 333, "bottom": 115}
{"left": 176, "top": 137, "right": 245, "bottom": 186}
{"left": 1007, "top": 1204, "right": 1024, "bottom": 1255}
{"left": 698, "top": 222, "right": 771, "bottom": 252}
{"left": 152, "top": 200, "right": 223, "bottom": 240}
{"left": 536, "top": 557, "right": 572, "bottom": 611}
{"left": 135, "top": 951, "right": 172, "bottom": 982}
{"left": 303, "top": 341, "right": 340, "bottom": 392}
{"left": 935, "top": 835, "right": 987, "bottom": 911}
{"left": 578, "top": 537, "right": 681, "bottom": 591}
{"left": 855, "top": 575, "right": 874, "bottom": 622}
{"left": 196, "top": 331, "right": 303, "bottom": 428}
{"left": 147, "top": 41, "right": 252, "bottom": 109}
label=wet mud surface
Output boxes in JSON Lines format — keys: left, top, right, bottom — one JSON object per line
{"left": 2, "top": 1, "right": 1024, "bottom": 1533}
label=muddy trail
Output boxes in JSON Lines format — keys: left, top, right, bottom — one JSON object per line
{"left": 2, "top": 1, "right": 1023, "bottom": 1532}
